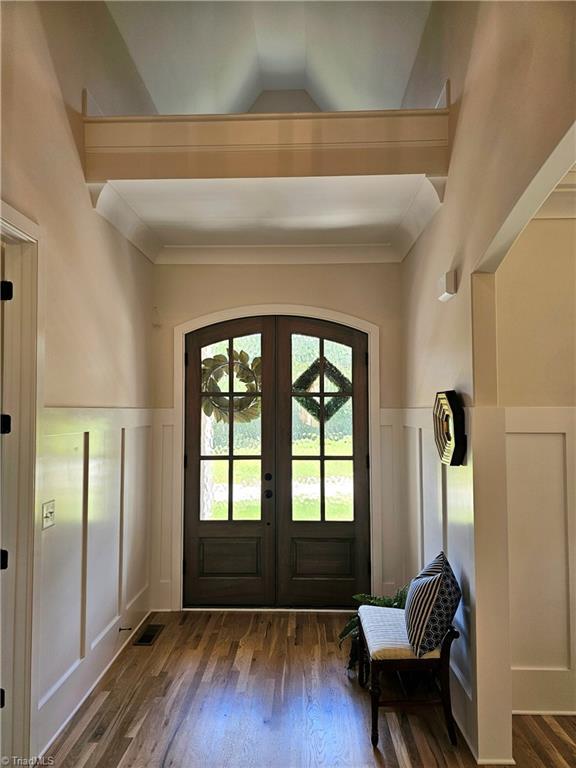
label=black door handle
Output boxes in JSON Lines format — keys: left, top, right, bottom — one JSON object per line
{"left": 264, "top": 489, "right": 273, "bottom": 499}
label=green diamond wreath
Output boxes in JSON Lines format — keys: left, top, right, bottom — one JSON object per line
{"left": 201, "top": 349, "right": 262, "bottom": 423}
{"left": 293, "top": 358, "right": 352, "bottom": 422}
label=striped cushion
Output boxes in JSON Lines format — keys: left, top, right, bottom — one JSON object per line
{"left": 359, "top": 605, "right": 440, "bottom": 660}
{"left": 405, "top": 552, "right": 461, "bottom": 657}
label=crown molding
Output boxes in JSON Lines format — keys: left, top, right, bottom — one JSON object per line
{"left": 89, "top": 183, "right": 162, "bottom": 262}
{"left": 155, "top": 244, "right": 400, "bottom": 265}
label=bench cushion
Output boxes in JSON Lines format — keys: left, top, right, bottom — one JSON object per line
{"left": 359, "top": 605, "right": 440, "bottom": 660}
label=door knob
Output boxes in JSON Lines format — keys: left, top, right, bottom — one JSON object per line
{"left": 264, "top": 489, "right": 273, "bottom": 499}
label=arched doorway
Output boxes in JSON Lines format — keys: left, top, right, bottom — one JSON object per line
{"left": 183, "top": 315, "right": 370, "bottom": 606}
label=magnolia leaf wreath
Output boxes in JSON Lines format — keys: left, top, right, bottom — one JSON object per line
{"left": 201, "top": 350, "right": 262, "bottom": 423}
{"left": 293, "top": 358, "right": 352, "bottom": 421}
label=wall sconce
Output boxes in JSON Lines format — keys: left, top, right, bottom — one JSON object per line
{"left": 437, "top": 270, "right": 457, "bottom": 302}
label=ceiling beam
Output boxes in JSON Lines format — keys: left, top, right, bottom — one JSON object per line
{"left": 83, "top": 108, "right": 450, "bottom": 182}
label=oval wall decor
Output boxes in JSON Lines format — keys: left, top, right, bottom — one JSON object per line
{"left": 433, "top": 390, "right": 467, "bottom": 466}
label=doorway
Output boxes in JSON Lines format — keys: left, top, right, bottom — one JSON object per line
{"left": 0, "top": 205, "right": 39, "bottom": 759}
{"left": 183, "top": 316, "right": 370, "bottom": 606}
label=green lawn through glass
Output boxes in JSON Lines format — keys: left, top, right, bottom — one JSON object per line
{"left": 201, "top": 436, "right": 354, "bottom": 521}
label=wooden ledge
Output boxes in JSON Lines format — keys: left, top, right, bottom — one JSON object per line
{"left": 83, "top": 108, "right": 451, "bottom": 182}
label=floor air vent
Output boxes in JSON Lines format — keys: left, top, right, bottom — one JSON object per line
{"left": 133, "top": 623, "right": 164, "bottom": 646}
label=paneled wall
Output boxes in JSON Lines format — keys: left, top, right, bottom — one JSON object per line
{"left": 32, "top": 409, "right": 153, "bottom": 755}
{"left": 506, "top": 408, "right": 576, "bottom": 713}
{"left": 395, "top": 407, "right": 476, "bottom": 751}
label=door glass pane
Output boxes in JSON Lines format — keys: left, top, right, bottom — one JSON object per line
{"left": 232, "top": 460, "right": 261, "bottom": 520}
{"left": 233, "top": 396, "right": 261, "bottom": 455}
{"left": 292, "top": 334, "right": 320, "bottom": 393}
{"left": 200, "top": 460, "right": 228, "bottom": 520}
{"left": 325, "top": 460, "right": 354, "bottom": 521}
{"left": 201, "top": 340, "right": 230, "bottom": 394}
{"left": 325, "top": 397, "right": 353, "bottom": 456}
{"left": 292, "top": 461, "right": 321, "bottom": 521}
{"left": 201, "top": 396, "right": 229, "bottom": 455}
{"left": 292, "top": 398, "right": 320, "bottom": 455}
{"left": 324, "top": 340, "right": 353, "bottom": 392}
{"left": 232, "top": 334, "right": 262, "bottom": 393}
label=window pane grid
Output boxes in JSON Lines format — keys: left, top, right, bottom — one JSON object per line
{"left": 290, "top": 334, "right": 355, "bottom": 523}
{"left": 199, "top": 334, "right": 263, "bottom": 522}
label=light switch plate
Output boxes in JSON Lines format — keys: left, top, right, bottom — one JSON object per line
{"left": 42, "top": 500, "right": 56, "bottom": 530}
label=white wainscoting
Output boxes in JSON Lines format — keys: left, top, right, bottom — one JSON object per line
{"left": 150, "top": 410, "right": 176, "bottom": 609}
{"left": 397, "top": 408, "right": 477, "bottom": 757}
{"left": 32, "top": 408, "right": 153, "bottom": 756}
{"left": 505, "top": 407, "right": 576, "bottom": 713}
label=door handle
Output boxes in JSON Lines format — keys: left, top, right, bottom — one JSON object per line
{"left": 264, "top": 489, "right": 273, "bottom": 499}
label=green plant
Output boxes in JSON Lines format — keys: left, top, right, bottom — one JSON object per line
{"left": 201, "top": 349, "right": 262, "bottom": 423}
{"left": 339, "top": 585, "right": 409, "bottom": 670}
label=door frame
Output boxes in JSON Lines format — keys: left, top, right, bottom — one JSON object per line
{"left": 0, "top": 201, "right": 41, "bottom": 758}
{"left": 171, "top": 305, "right": 382, "bottom": 610}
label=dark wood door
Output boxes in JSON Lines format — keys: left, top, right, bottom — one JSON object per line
{"left": 184, "top": 317, "right": 276, "bottom": 605}
{"left": 183, "top": 316, "right": 370, "bottom": 606}
{"left": 275, "top": 317, "right": 370, "bottom": 606}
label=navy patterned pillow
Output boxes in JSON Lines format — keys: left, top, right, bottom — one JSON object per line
{"left": 405, "top": 551, "right": 461, "bottom": 657}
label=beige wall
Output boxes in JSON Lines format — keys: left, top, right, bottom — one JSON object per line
{"left": 496, "top": 218, "right": 576, "bottom": 406}
{"left": 497, "top": 214, "right": 576, "bottom": 713}
{"left": 400, "top": 2, "right": 575, "bottom": 761}
{"left": 151, "top": 262, "right": 402, "bottom": 408}
{"left": 1, "top": 2, "right": 157, "bottom": 753}
{"left": 401, "top": 0, "right": 576, "bottom": 408}
{"left": 1, "top": 1, "right": 155, "bottom": 408}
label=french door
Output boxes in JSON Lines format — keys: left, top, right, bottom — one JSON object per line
{"left": 183, "top": 316, "right": 370, "bottom": 607}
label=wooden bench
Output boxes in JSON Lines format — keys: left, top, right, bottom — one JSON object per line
{"left": 358, "top": 605, "right": 459, "bottom": 748}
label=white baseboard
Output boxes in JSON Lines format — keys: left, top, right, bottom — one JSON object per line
{"left": 39, "top": 612, "right": 151, "bottom": 757}
{"left": 513, "top": 710, "right": 576, "bottom": 716}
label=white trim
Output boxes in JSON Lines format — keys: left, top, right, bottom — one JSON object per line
{"left": 171, "top": 304, "right": 382, "bottom": 609}
{"left": 38, "top": 612, "right": 151, "bottom": 758}
{"left": 157, "top": 244, "right": 399, "bottom": 265}
{"left": 89, "top": 615, "right": 120, "bottom": 652}
{"left": 476, "top": 121, "right": 576, "bottom": 273}
{"left": 37, "top": 660, "right": 82, "bottom": 711}
{"left": 178, "top": 607, "right": 354, "bottom": 613}
{"left": 0, "top": 201, "right": 40, "bottom": 242}
{"left": 0, "top": 202, "right": 40, "bottom": 759}
{"left": 89, "top": 183, "right": 161, "bottom": 263}
{"left": 513, "top": 710, "right": 576, "bottom": 716}
{"left": 125, "top": 582, "right": 150, "bottom": 613}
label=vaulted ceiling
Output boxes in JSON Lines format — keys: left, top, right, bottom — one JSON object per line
{"left": 107, "top": 1, "right": 431, "bottom": 114}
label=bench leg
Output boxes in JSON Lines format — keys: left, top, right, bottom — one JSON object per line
{"left": 358, "top": 630, "right": 369, "bottom": 688}
{"left": 370, "top": 664, "right": 380, "bottom": 747}
{"left": 440, "top": 662, "right": 457, "bottom": 746}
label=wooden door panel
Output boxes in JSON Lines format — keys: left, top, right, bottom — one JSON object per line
{"left": 276, "top": 316, "right": 370, "bottom": 607}
{"left": 291, "top": 538, "right": 355, "bottom": 577}
{"left": 198, "top": 537, "right": 261, "bottom": 576}
{"left": 183, "top": 317, "right": 275, "bottom": 606}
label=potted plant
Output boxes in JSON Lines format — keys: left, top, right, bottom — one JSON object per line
{"left": 339, "top": 585, "right": 409, "bottom": 670}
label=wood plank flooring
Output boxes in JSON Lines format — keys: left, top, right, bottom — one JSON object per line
{"left": 46, "top": 611, "right": 576, "bottom": 768}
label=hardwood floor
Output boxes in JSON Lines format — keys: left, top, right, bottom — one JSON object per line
{"left": 46, "top": 611, "right": 576, "bottom": 768}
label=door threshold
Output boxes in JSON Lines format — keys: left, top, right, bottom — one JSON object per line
{"left": 180, "top": 606, "right": 355, "bottom": 612}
